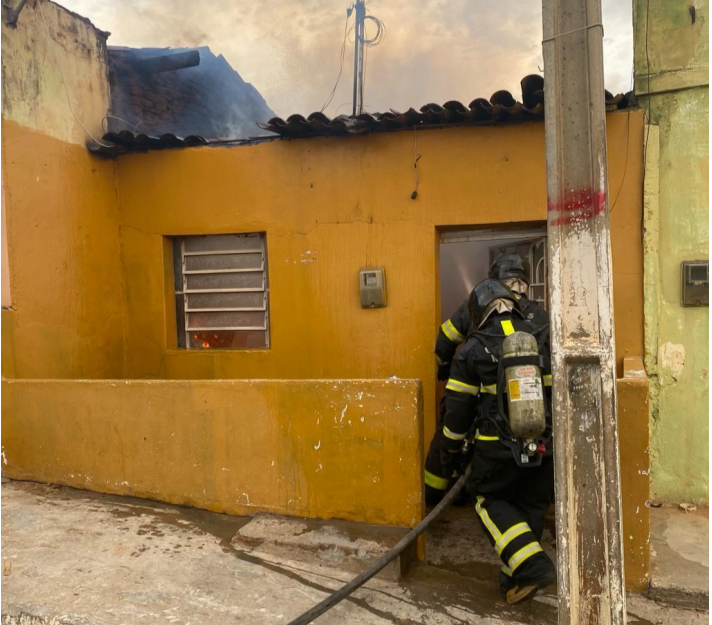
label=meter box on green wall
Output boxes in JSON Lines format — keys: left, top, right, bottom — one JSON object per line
{"left": 681, "top": 260, "right": 708, "bottom": 307}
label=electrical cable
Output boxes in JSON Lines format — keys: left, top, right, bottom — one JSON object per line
{"left": 411, "top": 127, "right": 420, "bottom": 199}
{"left": 36, "top": 0, "right": 113, "bottom": 148}
{"left": 285, "top": 462, "right": 473, "bottom": 625}
{"left": 355, "top": 12, "right": 385, "bottom": 115}
{"left": 320, "top": 13, "right": 353, "bottom": 113}
{"left": 101, "top": 115, "right": 146, "bottom": 134}
{"left": 609, "top": 64, "right": 635, "bottom": 214}
{"left": 643, "top": 0, "right": 652, "bottom": 171}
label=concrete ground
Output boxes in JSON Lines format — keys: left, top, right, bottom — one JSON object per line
{"left": 1, "top": 481, "right": 708, "bottom": 625}
{"left": 649, "top": 505, "right": 709, "bottom": 610}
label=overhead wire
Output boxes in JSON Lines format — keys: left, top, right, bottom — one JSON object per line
{"left": 357, "top": 12, "right": 386, "bottom": 115}
{"left": 36, "top": 0, "right": 113, "bottom": 148}
{"left": 609, "top": 63, "right": 635, "bottom": 214}
{"left": 643, "top": 0, "right": 652, "bottom": 171}
{"left": 320, "top": 13, "right": 354, "bottom": 113}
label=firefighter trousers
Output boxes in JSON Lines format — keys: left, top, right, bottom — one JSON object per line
{"left": 467, "top": 452, "right": 555, "bottom": 586}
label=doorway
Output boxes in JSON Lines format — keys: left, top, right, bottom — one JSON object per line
{"left": 439, "top": 226, "right": 548, "bottom": 324}
{"left": 435, "top": 225, "right": 549, "bottom": 424}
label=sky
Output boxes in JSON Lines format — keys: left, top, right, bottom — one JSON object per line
{"left": 60, "top": 0, "right": 634, "bottom": 119}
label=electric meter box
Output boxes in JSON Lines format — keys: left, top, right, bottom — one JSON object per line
{"left": 681, "top": 260, "right": 709, "bottom": 307}
{"left": 359, "top": 267, "right": 387, "bottom": 308}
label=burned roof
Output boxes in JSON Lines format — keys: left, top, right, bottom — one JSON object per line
{"left": 90, "top": 74, "right": 634, "bottom": 155}
{"left": 106, "top": 46, "right": 275, "bottom": 141}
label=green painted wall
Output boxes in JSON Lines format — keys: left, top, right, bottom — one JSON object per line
{"left": 635, "top": 0, "right": 709, "bottom": 503}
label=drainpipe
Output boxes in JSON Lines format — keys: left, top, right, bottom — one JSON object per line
{"left": 541, "top": 0, "right": 626, "bottom": 623}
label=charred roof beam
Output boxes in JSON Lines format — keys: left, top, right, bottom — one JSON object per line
{"left": 135, "top": 50, "right": 200, "bottom": 74}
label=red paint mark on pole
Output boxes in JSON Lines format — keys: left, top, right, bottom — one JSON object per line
{"left": 548, "top": 189, "right": 607, "bottom": 226}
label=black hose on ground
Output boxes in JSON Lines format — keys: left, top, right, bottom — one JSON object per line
{"left": 285, "top": 463, "right": 473, "bottom": 625}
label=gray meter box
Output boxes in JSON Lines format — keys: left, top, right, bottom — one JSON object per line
{"left": 359, "top": 267, "right": 386, "bottom": 308}
{"left": 681, "top": 260, "right": 708, "bottom": 307}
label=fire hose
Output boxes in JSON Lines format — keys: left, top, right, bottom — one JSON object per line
{"left": 285, "top": 462, "right": 473, "bottom": 625}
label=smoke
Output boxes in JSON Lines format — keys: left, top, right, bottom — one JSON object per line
{"left": 61, "top": 0, "right": 633, "bottom": 119}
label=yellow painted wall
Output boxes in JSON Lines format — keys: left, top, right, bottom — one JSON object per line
{"left": 1, "top": 309, "right": 16, "bottom": 378}
{"left": 617, "top": 357, "right": 651, "bottom": 592}
{"left": 1, "top": 120, "right": 125, "bottom": 378}
{"left": 1, "top": 1, "right": 123, "bottom": 380}
{"left": 115, "top": 111, "right": 646, "bottom": 449}
{"left": 1, "top": 378, "right": 424, "bottom": 528}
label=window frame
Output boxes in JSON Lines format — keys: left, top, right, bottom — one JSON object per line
{"left": 173, "top": 233, "right": 270, "bottom": 350}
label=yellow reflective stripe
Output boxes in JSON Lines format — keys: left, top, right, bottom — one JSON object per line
{"left": 508, "top": 542, "right": 544, "bottom": 572}
{"left": 501, "top": 320, "right": 515, "bottom": 335}
{"left": 480, "top": 383, "right": 497, "bottom": 394}
{"left": 474, "top": 429, "right": 499, "bottom": 441}
{"left": 441, "top": 319, "right": 465, "bottom": 344}
{"left": 424, "top": 470, "right": 448, "bottom": 490}
{"left": 445, "top": 379, "right": 480, "bottom": 395}
{"left": 443, "top": 426, "right": 466, "bottom": 441}
{"left": 475, "top": 496, "right": 502, "bottom": 541}
{"left": 495, "top": 522, "right": 531, "bottom": 555}
{"left": 543, "top": 374, "right": 552, "bottom": 387}
{"left": 435, "top": 354, "right": 446, "bottom": 366}
{"left": 501, "top": 565, "right": 513, "bottom": 577}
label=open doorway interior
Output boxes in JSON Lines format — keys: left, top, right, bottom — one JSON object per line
{"left": 439, "top": 226, "right": 548, "bottom": 323}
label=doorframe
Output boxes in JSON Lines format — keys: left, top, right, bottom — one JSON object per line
{"left": 434, "top": 222, "right": 548, "bottom": 428}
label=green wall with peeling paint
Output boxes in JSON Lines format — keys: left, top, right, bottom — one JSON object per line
{"left": 635, "top": 0, "right": 709, "bottom": 503}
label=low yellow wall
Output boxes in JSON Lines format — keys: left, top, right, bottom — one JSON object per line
{"left": 1, "top": 378, "right": 424, "bottom": 528}
{"left": 617, "top": 357, "right": 651, "bottom": 592}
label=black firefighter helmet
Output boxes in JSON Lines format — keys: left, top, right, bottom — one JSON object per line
{"left": 468, "top": 279, "right": 521, "bottom": 329}
{"left": 489, "top": 253, "right": 529, "bottom": 282}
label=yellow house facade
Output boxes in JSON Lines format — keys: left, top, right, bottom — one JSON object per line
{"left": 1, "top": 0, "right": 650, "bottom": 590}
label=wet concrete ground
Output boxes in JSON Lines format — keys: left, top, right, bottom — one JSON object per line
{"left": 2, "top": 480, "right": 707, "bottom": 625}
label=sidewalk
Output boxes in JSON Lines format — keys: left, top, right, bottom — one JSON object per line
{"left": 649, "top": 505, "right": 709, "bottom": 610}
{"left": 2, "top": 480, "right": 708, "bottom": 625}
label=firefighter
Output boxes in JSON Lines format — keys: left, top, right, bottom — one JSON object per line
{"left": 426, "top": 253, "right": 548, "bottom": 505}
{"left": 435, "top": 279, "right": 555, "bottom": 604}
{"left": 488, "top": 253, "right": 548, "bottom": 329}
{"left": 434, "top": 253, "right": 546, "bottom": 383}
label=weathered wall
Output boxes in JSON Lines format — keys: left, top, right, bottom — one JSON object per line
{"left": 2, "top": 178, "right": 10, "bottom": 308}
{"left": 617, "top": 357, "right": 651, "bottom": 592}
{"left": 1, "top": 309, "right": 16, "bottom": 378}
{"left": 635, "top": 0, "right": 709, "bottom": 503}
{"left": 115, "top": 111, "right": 646, "bottom": 449}
{"left": 1, "top": 0, "right": 110, "bottom": 146}
{"left": 1, "top": 378, "right": 424, "bottom": 528}
{"left": 1, "top": 1, "right": 125, "bottom": 380}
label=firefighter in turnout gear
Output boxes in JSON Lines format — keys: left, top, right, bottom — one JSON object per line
{"left": 429, "top": 279, "right": 556, "bottom": 604}
{"left": 426, "top": 253, "right": 549, "bottom": 506}
{"left": 434, "top": 253, "right": 547, "bottom": 382}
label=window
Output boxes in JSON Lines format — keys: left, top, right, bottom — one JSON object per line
{"left": 173, "top": 233, "right": 269, "bottom": 349}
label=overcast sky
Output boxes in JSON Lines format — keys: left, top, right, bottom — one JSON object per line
{"left": 60, "top": 0, "right": 633, "bottom": 119}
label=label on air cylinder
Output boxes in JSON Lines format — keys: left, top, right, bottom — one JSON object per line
{"left": 508, "top": 377, "right": 543, "bottom": 402}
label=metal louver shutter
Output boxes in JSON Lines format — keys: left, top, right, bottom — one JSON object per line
{"left": 174, "top": 233, "right": 269, "bottom": 349}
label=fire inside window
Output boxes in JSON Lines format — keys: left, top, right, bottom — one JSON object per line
{"left": 173, "top": 233, "right": 269, "bottom": 350}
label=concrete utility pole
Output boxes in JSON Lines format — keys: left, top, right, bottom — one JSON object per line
{"left": 351, "top": 0, "right": 366, "bottom": 115}
{"left": 541, "top": 0, "right": 626, "bottom": 623}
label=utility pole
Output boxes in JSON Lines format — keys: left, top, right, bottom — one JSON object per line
{"left": 541, "top": 0, "right": 626, "bottom": 623}
{"left": 351, "top": 0, "right": 365, "bottom": 115}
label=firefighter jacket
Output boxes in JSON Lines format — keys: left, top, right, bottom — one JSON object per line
{"left": 434, "top": 295, "right": 549, "bottom": 381}
{"left": 427, "top": 311, "right": 553, "bottom": 490}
